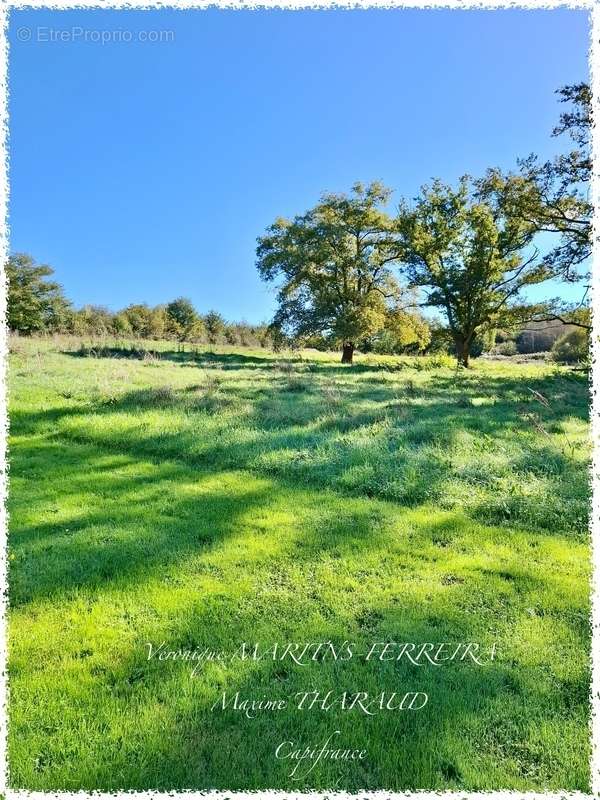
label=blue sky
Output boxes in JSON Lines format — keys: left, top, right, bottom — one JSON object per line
{"left": 9, "top": 8, "right": 590, "bottom": 323}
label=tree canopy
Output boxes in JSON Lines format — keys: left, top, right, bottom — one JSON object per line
{"left": 396, "top": 176, "right": 553, "bottom": 366}
{"left": 476, "top": 84, "right": 591, "bottom": 302}
{"left": 531, "top": 82, "right": 591, "bottom": 279}
{"left": 7, "top": 253, "right": 72, "bottom": 334}
{"left": 166, "top": 297, "right": 202, "bottom": 343}
{"left": 256, "top": 182, "right": 405, "bottom": 363}
{"left": 472, "top": 83, "right": 592, "bottom": 334}
{"left": 204, "top": 310, "right": 226, "bottom": 344}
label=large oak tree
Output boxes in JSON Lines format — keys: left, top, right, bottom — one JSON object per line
{"left": 396, "top": 177, "right": 553, "bottom": 366}
{"left": 256, "top": 182, "right": 404, "bottom": 363}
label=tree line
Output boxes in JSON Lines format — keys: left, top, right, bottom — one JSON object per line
{"left": 6, "top": 260, "right": 274, "bottom": 349}
{"left": 7, "top": 83, "right": 591, "bottom": 365}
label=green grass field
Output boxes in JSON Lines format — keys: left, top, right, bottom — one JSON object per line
{"left": 7, "top": 336, "right": 591, "bottom": 791}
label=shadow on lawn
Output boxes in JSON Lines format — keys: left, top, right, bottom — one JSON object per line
{"left": 88, "top": 610, "right": 572, "bottom": 791}
{"left": 119, "top": 626, "right": 589, "bottom": 792}
{"left": 9, "top": 442, "right": 590, "bottom": 791}
{"left": 64, "top": 346, "right": 309, "bottom": 369}
{"left": 9, "top": 445, "right": 275, "bottom": 605}
{"left": 10, "top": 434, "right": 401, "bottom": 606}
{"left": 8, "top": 434, "right": 592, "bottom": 790}
{"left": 8, "top": 391, "right": 591, "bottom": 790}
{"left": 63, "top": 345, "right": 451, "bottom": 374}
{"left": 10, "top": 362, "right": 589, "bottom": 543}
{"left": 63, "top": 342, "right": 590, "bottom": 398}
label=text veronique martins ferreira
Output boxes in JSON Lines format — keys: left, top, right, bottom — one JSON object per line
{"left": 145, "top": 639, "right": 498, "bottom": 675}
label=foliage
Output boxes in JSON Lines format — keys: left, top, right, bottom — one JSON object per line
{"left": 123, "top": 304, "right": 154, "bottom": 337}
{"left": 71, "top": 305, "right": 114, "bottom": 336}
{"left": 422, "top": 320, "right": 453, "bottom": 354}
{"left": 204, "top": 310, "right": 226, "bottom": 344}
{"left": 7, "top": 253, "right": 72, "bottom": 334}
{"left": 551, "top": 327, "right": 589, "bottom": 364}
{"left": 5, "top": 255, "right": 279, "bottom": 351}
{"left": 112, "top": 312, "right": 132, "bottom": 336}
{"left": 494, "top": 340, "right": 518, "bottom": 356}
{"left": 469, "top": 328, "right": 496, "bottom": 357}
{"left": 256, "top": 183, "right": 405, "bottom": 363}
{"left": 8, "top": 88, "right": 590, "bottom": 362}
{"left": 519, "top": 83, "right": 591, "bottom": 281}
{"left": 397, "top": 177, "right": 551, "bottom": 366}
{"left": 224, "top": 324, "right": 238, "bottom": 344}
{"left": 166, "top": 297, "right": 202, "bottom": 343}
{"left": 472, "top": 83, "right": 591, "bottom": 329}
{"left": 368, "top": 307, "right": 431, "bottom": 354}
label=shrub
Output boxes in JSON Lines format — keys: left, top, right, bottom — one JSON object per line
{"left": 469, "top": 334, "right": 488, "bottom": 358}
{"left": 204, "top": 310, "right": 226, "bottom": 344}
{"left": 224, "top": 326, "right": 238, "bottom": 345}
{"left": 166, "top": 298, "right": 201, "bottom": 343}
{"left": 494, "top": 341, "right": 517, "bottom": 356}
{"left": 415, "top": 354, "right": 455, "bottom": 370}
{"left": 551, "top": 328, "right": 589, "bottom": 364}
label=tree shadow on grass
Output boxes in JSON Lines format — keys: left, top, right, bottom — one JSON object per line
{"left": 63, "top": 344, "right": 592, "bottom": 386}
{"left": 10, "top": 490, "right": 590, "bottom": 790}
{"left": 63, "top": 345, "right": 454, "bottom": 375}
{"left": 64, "top": 347, "right": 302, "bottom": 371}
{"left": 9, "top": 440, "right": 288, "bottom": 607}
{"left": 9, "top": 350, "right": 591, "bottom": 790}
{"left": 10, "top": 362, "right": 590, "bottom": 540}
{"left": 428, "top": 371, "right": 589, "bottom": 418}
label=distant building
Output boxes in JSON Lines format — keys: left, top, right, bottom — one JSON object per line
{"left": 516, "top": 320, "right": 575, "bottom": 353}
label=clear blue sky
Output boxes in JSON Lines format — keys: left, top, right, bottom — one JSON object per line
{"left": 8, "top": 8, "right": 590, "bottom": 323}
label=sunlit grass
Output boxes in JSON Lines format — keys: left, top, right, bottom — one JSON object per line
{"left": 7, "top": 336, "right": 591, "bottom": 791}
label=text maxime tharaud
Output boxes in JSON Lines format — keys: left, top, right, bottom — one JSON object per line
{"left": 145, "top": 640, "right": 496, "bottom": 779}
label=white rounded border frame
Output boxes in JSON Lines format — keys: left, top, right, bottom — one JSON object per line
{"left": 0, "top": 1, "right": 597, "bottom": 798}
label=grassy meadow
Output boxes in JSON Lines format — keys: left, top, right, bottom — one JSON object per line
{"left": 7, "top": 335, "right": 592, "bottom": 791}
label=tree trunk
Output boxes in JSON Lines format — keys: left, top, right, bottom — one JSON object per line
{"left": 454, "top": 336, "right": 470, "bottom": 367}
{"left": 341, "top": 343, "right": 355, "bottom": 364}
